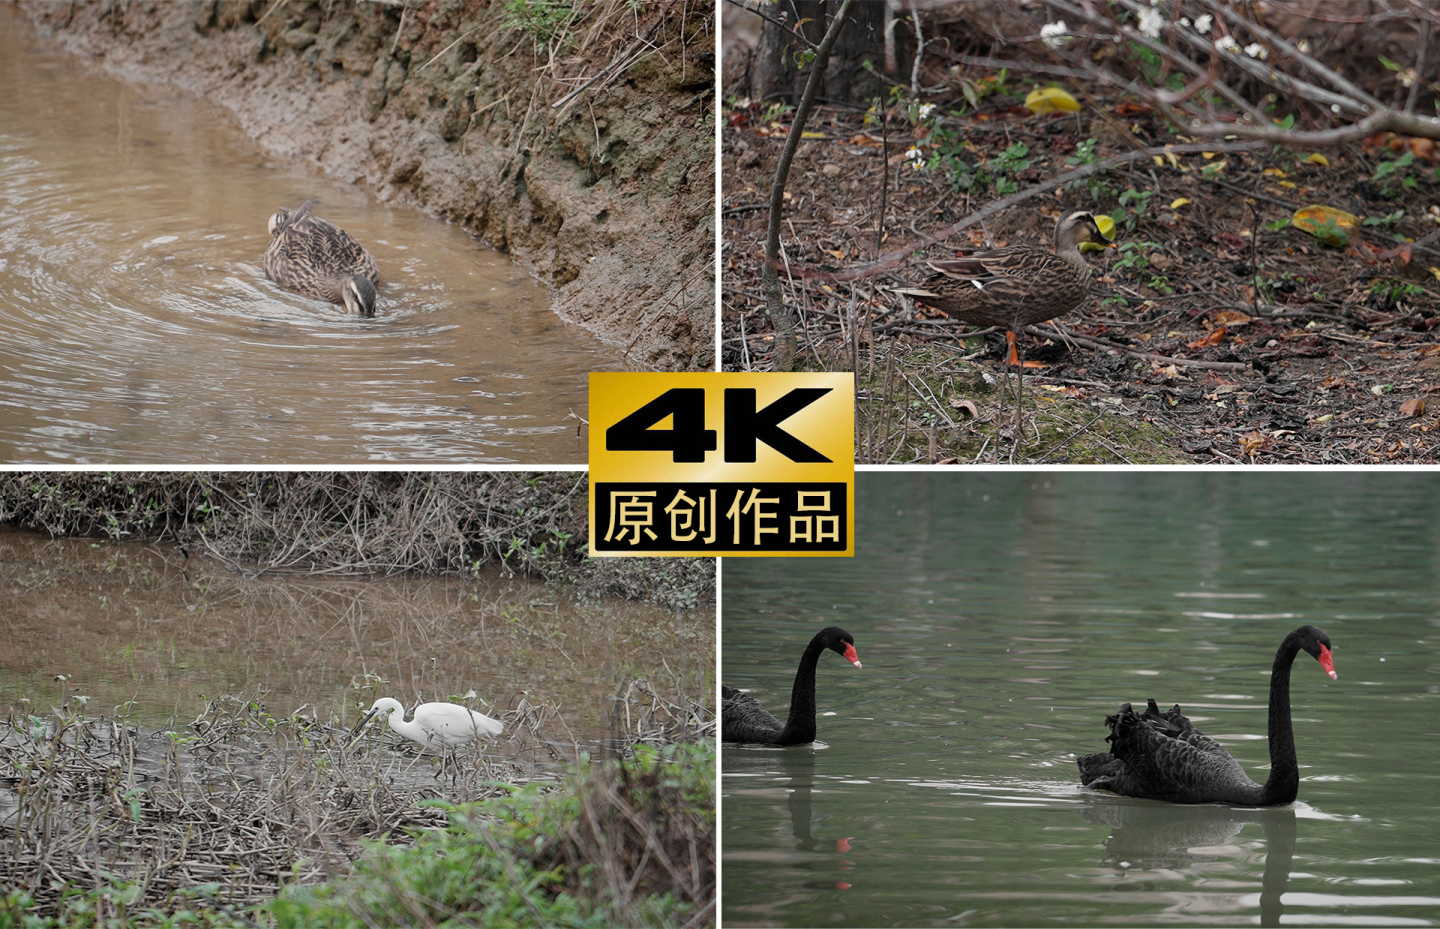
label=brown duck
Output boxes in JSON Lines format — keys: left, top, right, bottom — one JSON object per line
{"left": 895, "top": 209, "right": 1114, "bottom": 365}
{"left": 264, "top": 200, "right": 381, "bottom": 317}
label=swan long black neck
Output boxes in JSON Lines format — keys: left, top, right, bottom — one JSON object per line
{"left": 778, "top": 633, "right": 832, "bottom": 744}
{"left": 1260, "top": 631, "right": 1307, "bottom": 805}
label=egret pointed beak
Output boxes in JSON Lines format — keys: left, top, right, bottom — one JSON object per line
{"left": 348, "top": 708, "right": 379, "bottom": 747}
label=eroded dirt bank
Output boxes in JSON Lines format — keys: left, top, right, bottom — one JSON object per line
{"left": 24, "top": 0, "right": 714, "bottom": 370}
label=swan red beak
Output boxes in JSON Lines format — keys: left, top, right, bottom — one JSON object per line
{"left": 1317, "top": 643, "right": 1337, "bottom": 680}
{"left": 844, "top": 643, "right": 862, "bottom": 669}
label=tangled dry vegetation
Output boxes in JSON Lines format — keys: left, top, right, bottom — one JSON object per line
{"left": 0, "top": 683, "right": 714, "bottom": 924}
{"left": 0, "top": 472, "right": 713, "bottom": 611}
{"left": 724, "top": 1, "right": 1440, "bottom": 463}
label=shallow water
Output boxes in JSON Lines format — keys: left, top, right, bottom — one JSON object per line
{"left": 722, "top": 472, "right": 1440, "bottom": 927}
{"left": 0, "top": 528, "right": 709, "bottom": 749}
{"left": 0, "top": 8, "right": 626, "bottom": 464}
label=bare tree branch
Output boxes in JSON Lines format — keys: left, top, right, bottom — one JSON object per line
{"left": 762, "top": 0, "right": 854, "bottom": 371}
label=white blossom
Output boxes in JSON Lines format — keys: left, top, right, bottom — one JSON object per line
{"left": 1179, "top": 17, "right": 1191, "bottom": 27}
{"left": 1331, "top": 104, "right": 1341, "bottom": 113}
{"left": 905, "top": 147, "right": 926, "bottom": 170}
{"left": 918, "top": 103, "right": 936, "bottom": 120}
{"left": 1194, "top": 14, "right": 1212, "bottom": 34}
{"left": 1137, "top": 7, "right": 1164, "bottom": 39}
{"left": 1215, "top": 35, "right": 1241, "bottom": 54}
{"left": 1244, "top": 43, "right": 1268, "bottom": 60}
{"left": 1040, "top": 21, "right": 1070, "bottom": 49}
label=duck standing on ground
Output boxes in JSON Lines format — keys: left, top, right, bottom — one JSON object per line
{"left": 264, "top": 199, "right": 380, "bottom": 317}
{"left": 894, "top": 208, "right": 1115, "bottom": 366}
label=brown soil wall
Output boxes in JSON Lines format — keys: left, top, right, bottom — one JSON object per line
{"left": 23, "top": 0, "right": 715, "bottom": 370}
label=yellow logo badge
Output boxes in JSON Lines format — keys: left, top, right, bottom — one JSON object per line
{"left": 589, "top": 373, "right": 854, "bottom": 556}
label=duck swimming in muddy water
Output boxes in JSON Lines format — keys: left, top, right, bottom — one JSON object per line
{"left": 264, "top": 199, "right": 380, "bottom": 317}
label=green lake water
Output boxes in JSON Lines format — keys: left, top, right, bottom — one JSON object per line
{"left": 722, "top": 471, "right": 1440, "bottom": 927}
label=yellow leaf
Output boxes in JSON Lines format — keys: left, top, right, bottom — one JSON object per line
{"left": 1431, "top": 267, "right": 1440, "bottom": 281}
{"left": 1263, "top": 167, "right": 1288, "bottom": 177}
{"left": 801, "top": 131, "right": 828, "bottom": 139}
{"left": 1202, "top": 152, "right": 1217, "bottom": 159}
{"left": 1024, "top": 86, "right": 1081, "bottom": 114}
{"left": 1306, "top": 153, "right": 1330, "bottom": 166}
{"left": 1164, "top": 150, "right": 1181, "bottom": 169}
{"left": 1279, "top": 181, "right": 1297, "bottom": 188}
{"left": 1170, "top": 197, "right": 1191, "bottom": 209}
{"left": 1094, "top": 214, "right": 1117, "bottom": 239}
{"left": 1293, "top": 204, "right": 1359, "bottom": 246}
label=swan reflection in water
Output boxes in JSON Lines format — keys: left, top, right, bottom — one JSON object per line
{"left": 1079, "top": 799, "right": 1298, "bottom": 927}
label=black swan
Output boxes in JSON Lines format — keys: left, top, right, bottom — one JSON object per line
{"left": 1077, "top": 625, "right": 1336, "bottom": 805}
{"left": 722, "top": 626, "right": 861, "bottom": 745}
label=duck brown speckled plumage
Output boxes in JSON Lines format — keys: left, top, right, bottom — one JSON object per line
{"left": 263, "top": 200, "right": 380, "bottom": 317}
{"left": 895, "top": 208, "right": 1114, "bottom": 364}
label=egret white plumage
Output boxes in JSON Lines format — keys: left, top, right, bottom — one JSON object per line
{"left": 351, "top": 698, "right": 503, "bottom": 751}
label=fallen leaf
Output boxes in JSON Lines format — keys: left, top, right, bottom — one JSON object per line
{"left": 1263, "top": 167, "right": 1288, "bottom": 178}
{"left": 1293, "top": 204, "right": 1359, "bottom": 246}
{"left": 1306, "top": 153, "right": 1330, "bottom": 166}
{"left": 1212, "top": 310, "right": 1253, "bottom": 326}
{"left": 1025, "top": 86, "right": 1081, "bottom": 114}
{"left": 1170, "top": 197, "right": 1191, "bottom": 209}
{"left": 1239, "top": 430, "right": 1271, "bottom": 457}
{"left": 1401, "top": 397, "right": 1427, "bottom": 417}
{"left": 950, "top": 398, "right": 980, "bottom": 418}
{"left": 1188, "top": 327, "right": 1228, "bottom": 348}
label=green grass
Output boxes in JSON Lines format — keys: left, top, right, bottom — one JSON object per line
{"left": 0, "top": 743, "right": 715, "bottom": 929}
{"left": 270, "top": 741, "right": 714, "bottom": 928}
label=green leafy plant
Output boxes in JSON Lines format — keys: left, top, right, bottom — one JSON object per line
{"left": 1131, "top": 43, "right": 1186, "bottom": 91}
{"left": 1373, "top": 151, "right": 1418, "bottom": 198}
{"left": 503, "top": 0, "right": 577, "bottom": 49}
{"left": 760, "top": 100, "right": 793, "bottom": 124}
{"left": 1065, "top": 138, "right": 1115, "bottom": 201}
{"left": 1112, "top": 241, "right": 1171, "bottom": 295}
{"left": 1110, "top": 188, "right": 1155, "bottom": 234}
{"left": 928, "top": 139, "right": 1030, "bottom": 196}
{"left": 1370, "top": 278, "right": 1426, "bottom": 306}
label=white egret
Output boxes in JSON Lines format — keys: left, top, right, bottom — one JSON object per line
{"left": 351, "top": 698, "right": 503, "bottom": 751}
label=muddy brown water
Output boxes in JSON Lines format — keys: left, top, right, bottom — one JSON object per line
{"left": 0, "top": 527, "right": 711, "bottom": 752}
{"left": 0, "top": 8, "right": 628, "bottom": 464}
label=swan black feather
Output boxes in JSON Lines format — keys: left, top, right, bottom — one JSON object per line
{"left": 722, "top": 626, "right": 861, "bottom": 746}
{"left": 1077, "top": 625, "right": 1336, "bottom": 805}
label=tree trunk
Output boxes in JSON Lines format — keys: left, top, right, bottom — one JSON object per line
{"left": 751, "top": 1, "right": 901, "bottom": 104}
